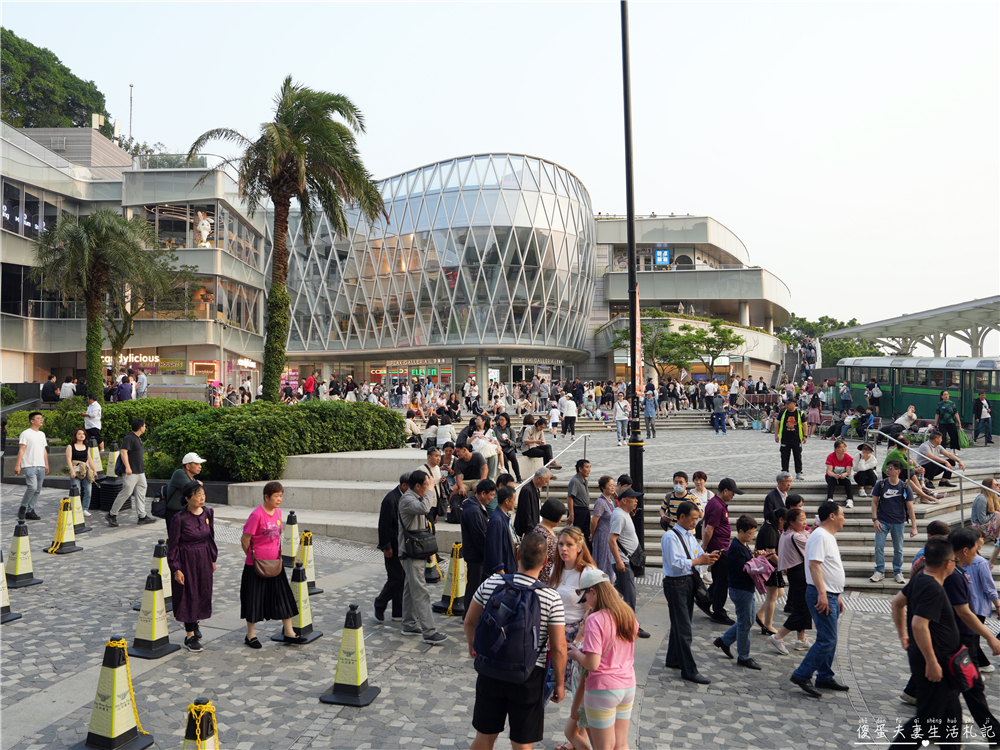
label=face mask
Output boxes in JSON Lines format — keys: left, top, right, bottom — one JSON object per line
{"left": 673, "top": 484, "right": 686, "bottom": 494}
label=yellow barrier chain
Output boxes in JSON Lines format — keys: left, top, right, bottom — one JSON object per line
{"left": 186, "top": 700, "right": 218, "bottom": 750}
{"left": 105, "top": 639, "right": 149, "bottom": 736}
{"left": 446, "top": 542, "right": 462, "bottom": 616}
{"left": 294, "top": 531, "right": 313, "bottom": 568}
{"left": 46, "top": 498, "right": 70, "bottom": 554}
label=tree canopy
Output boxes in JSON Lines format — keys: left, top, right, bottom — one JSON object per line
{"left": 609, "top": 314, "right": 746, "bottom": 380}
{"left": 1, "top": 28, "right": 109, "bottom": 128}
{"left": 776, "top": 313, "right": 883, "bottom": 365}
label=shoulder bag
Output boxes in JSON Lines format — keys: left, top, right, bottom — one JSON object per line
{"left": 671, "top": 527, "right": 712, "bottom": 608}
{"left": 947, "top": 644, "right": 979, "bottom": 693}
{"left": 616, "top": 538, "right": 646, "bottom": 577}
{"left": 150, "top": 484, "right": 168, "bottom": 519}
{"left": 399, "top": 504, "right": 439, "bottom": 560}
{"left": 249, "top": 538, "right": 282, "bottom": 578}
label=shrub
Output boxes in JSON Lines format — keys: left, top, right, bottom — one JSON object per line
{"left": 145, "top": 451, "right": 185, "bottom": 480}
{"left": 149, "top": 400, "right": 406, "bottom": 482}
{"left": 1, "top": 386, "right": 17, "bottom": 407}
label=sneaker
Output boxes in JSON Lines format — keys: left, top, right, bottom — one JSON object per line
{"left": 183, "top": 636, "right": 203, "bottom": 653}
{"left": 870, "top": 571, "right": 885, "bottom": 582}
{"left": 980, "top": 664, "right": 996, "bottom": 673}
{"left": 106, "top": 513, "right": 119, "bottom": 527}
{"left": 137, "top": 516, "right": 157, "bottom": 525}
{"left": 372, "top": 606, "right": 385, "bottom": 623}
{"left": 83, "top": 509, "right": 92, "bottom": 517}
{"left": 846, "top": 499, "right": 854, "bottom": 509}
{"left": 794, "top": 639, "right": 811, "bottom": 651}
{"left": 390, "top": 614, "right": 403, "bottom": 622}
{"left": 422, "top": 632, "right": 448, "bottom": 645}
{"left": 900, "top": 692, "right": 917, "bottom": 705}
{"left": 767, "top": 635, "right": 789, "bottom": 655}
{"left": 795, "top": 474, "right": 805, "bottom": 481}
{"left": 617, "top": 441, "right": 622, "bottom": 447}
{"left": 858, "top": 488, "right": 867, "bottom": 497}
{"left": 893, "top": 573, "right": 905, "bottom": 584}
{"left": 401, "top": 628, "right": 422, "bottom": 636}
{"left": 24, "top": 510, "right": 41, "bottom": 521}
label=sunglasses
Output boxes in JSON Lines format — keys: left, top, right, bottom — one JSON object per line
{"left": 575, "top": 587, "right": 595, "bottom": 597}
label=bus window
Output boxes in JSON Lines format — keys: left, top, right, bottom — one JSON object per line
{"left": 903, "top": 369, "right": 914, "bottom": 386}
{"left": 928, "top": 370, "right": 944, "bottom": 388}
{"left": 994, "top": 372, "right": 1000, "bottom": 394}
{"left": 915, "top": 369, "right": 928, "bottom": 387}
{"left": 945, "top": 371, "right": 960, "bottom": 391}
{"left": 859, "top": 367, "right": 868, "bottom": 382}
{"left": 878, "top": 368, "right": 890, "bottom": 384}
{"left": 845, "top": 367, "right": 852, "bottom": 383}
{"left": 974, "top": 371, "right": 991, "bottom": 393}
{"left": 837, "top": 366, "right": 845, "bottom": 381}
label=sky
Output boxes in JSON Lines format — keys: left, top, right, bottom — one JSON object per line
{"left": 5, "top": 1, "right": 998, "bottom": 354}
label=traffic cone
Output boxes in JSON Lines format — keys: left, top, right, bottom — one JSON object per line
{"left": 132, "top": 540, "right": 171, "bottom": 612}
{"left": 88, "top": 436, "right": 102, "bottom": 474}
{"left": 299, "top": 530, "right": 322, "bottom": 595}
{"left": 71, "top": 491, "right": 93, "bottom": 535}
{"left": 129, "top": 569, "right": 180, "bottom": 659}
{"left": 271, "top": 562, "right": 322, "bottom": 644}
{"left": 424, "top": 555, "right": 441, "bottom": 584}
{"left": 282, "top": 510, "right": 299, "bottom": 567}
{"left": 6, "top": 520, "right": 43, "bottom": 588}
{"left": 180, "top": 697, "right": 219, "bottom": 750}
{"left": 1, "top": 552, "right": 22, "bottom": 624}
{"left": 320, "top": 604, "right": 380, "bottom": 707}
{"left": 45, "top": 498, "right": 83, "bottom": 555}
{"left": 432, "top": 542, "right": 466, "bottom": 616}
{"left": 69, "top": 637, "right": 154, "bottom": 750}
{"left": 106, "top": 441, "right": 120, "bottom": 479}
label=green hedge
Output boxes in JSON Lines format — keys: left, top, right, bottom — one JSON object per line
{"left": 1, "top": 386, "right": 17, "bottom": 407}
{"left": 148, "top": 400, "right": 406, "bottom": 482}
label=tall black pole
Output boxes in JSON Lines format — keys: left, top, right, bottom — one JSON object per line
{"left": 621, "top": 0, "right": 645, "bottom": 575}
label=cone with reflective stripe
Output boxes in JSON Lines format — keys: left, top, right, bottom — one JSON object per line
{"left": 72, "top": 491, "right": 93, "bottom": 535}
{"left": 432, "top": 542, "right": 466, "bottom": 616}
{"left": 129, "top": 569, "right": 180, "bottom": 659}
{"left": 88, "top": 436, "right": 102, "bottom": 474}
{"left": 1, "top": 552, "right": 22, "bottom": 624}
{"left": 271, "top": 562, "right": 322, "bottom": 644}
{"left": 106, "top": 442, "right": 120, "bottom": 479}
{"left": 320, "top": 603, "right": 380, "bottom": 706}
{"left": 181, "top": 698, "right": 219, "bottom": 750}
{"left": 6, "top": 520, "right": 42, "bottom": 588}
{"left": 46, "top": 498, "right": 83, "bottom": 554}
{"left": 132, "top": 540, "right": 171, "bottom": 612}
{"left": 281, "top": 510, "right": 299, "bottom": 567}
{"left": 69, "top": 637, "right": 154, "bottom": 750}
{"left": 300, "top": 530, "right": 322, "bottom": 595}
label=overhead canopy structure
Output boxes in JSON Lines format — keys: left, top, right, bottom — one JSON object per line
{"left": 824, "top": 296, "right": 1000, "bottom": 357}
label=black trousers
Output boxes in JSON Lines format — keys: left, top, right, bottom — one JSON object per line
{"left": 924, "top": 460, "right": 955, "bottom": 483}
{"left": 976, "top": 615, "right": 993, "bottom": 667}
{"left": 522, "top": 445, "right": 554, "bottom": 464}
{"left": 890, "top": 652, "right": 962, "bottom": 750}
{"left": 941, "top": 422, "right": 961, "bottom": 451}
{"left": 561, "top": 416, "right": 576, "bottom": 436}
{"left": 374, "top": 554, "right": 405, "bottom": 618}
{"left": 572, "top": 505, "right": 592, "bottom": 549}
{"left": 502, "top": 450, "right": 521, "bottom": 482}
{"left": 960, "top": 632, "right": 1000, "bottom": 735}
{"left": 854, "top": 469, "right": 878, "bottom": 488}
{"left": 663, "top": 576, "right": 699, "bottom": 678}
{"left": 614, "top": 562, "right": 636, "bottom": 611}
{"left": 825, "top": 475, "right": 853, "bottom": 501}
{"left": 464, "top": 561, "right": 484, "bottom": 618}
{"left": 780, "top": 442, "right": 803, "bottom": 474}
{"left": 708, "top": 550, "right": 729, "bottom": 617}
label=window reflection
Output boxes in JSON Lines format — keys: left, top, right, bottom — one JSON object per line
{"left": 2, "top": 180, "right": 21, "bottom": 233}
{"left": 190, "top": 204, "right": 217, "bottom": 248}
{"left": 158, "top": 204, "right": 188, "bottom": 248}
{"left": 23, "top": 187, "right": 41, "bottom": 239}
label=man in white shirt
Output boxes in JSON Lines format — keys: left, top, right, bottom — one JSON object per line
{"left": 14, "top": 411, "right": 49, "bottom": 521}
{"left": 558, "top": 393, "right": 578, "bottom": 441}
{"left": 81, "top": 394, "right": 104, "bottom": 450}
{"left": 790, "top": 501, "right": 848, "bottom": 697}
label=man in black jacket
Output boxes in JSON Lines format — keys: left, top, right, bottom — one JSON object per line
{"left": 460, "top": 479, "right": 496, "bottom": 616}
{"left": 374, "top": 473, "right": 409, "bottom": 623}
{"left": 763, "top": 472, "right": 793, "bottom": 526}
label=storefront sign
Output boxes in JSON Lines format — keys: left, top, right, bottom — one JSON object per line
{"left": 237, "top": 358, "right": 257, "bottom": 369}
{"left": 101, "top": 353, "right": 161, "bottom": 365}
{"left": 515, "top": 359, "right": 563, "bottom": 366}
{"left": 387, "top": 358, "right": 449, "bottom": 367}
{"left": 157, "top": 358, "right": 187, "bottom": 375}
{"left": 281, "top": 369, "right": 299, "bottom": 390}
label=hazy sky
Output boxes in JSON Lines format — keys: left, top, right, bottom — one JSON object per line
{"left": 5, "top": 2, "right": 998, "bottom": 353}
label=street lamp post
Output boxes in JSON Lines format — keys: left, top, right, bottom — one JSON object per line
{"left": 620, "top": 0, "right": 645, "bottom": 575}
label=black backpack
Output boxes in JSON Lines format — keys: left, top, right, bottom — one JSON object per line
{"left": 446, "top": 493, "right": 464, "bottom": 524}
{"left": 473, "top": 575, "right": 545, "bottom": 684}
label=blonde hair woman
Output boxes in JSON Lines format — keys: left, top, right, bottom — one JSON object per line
{"left": 971, "top": 477, "right": 1000, "bottom": 566}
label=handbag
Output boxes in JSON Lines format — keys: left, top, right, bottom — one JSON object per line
{"left": 250, "top": 538, "right": 282, "bottom": 578}
{"left": 617, "top": 539, "right": 646, "bottom": 577}
{"left": 946, "top": 645, "right": 979, "bottom": 693}
{"left": 399, "top": 506, "right": 439, "bottom": 560}
{"left": 671, "top": 527, "right": 712, "bottom": 608}
{"left": 150, "top": 485, "right": 168, "bottom": 519}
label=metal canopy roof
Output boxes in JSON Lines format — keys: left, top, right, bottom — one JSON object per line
{"left": 823, "top": 296, "right": 1000, "bottom": 356}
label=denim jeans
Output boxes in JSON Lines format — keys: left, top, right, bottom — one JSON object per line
{"left": 616, "top": 420, "right": 629, "bottom": 442}
{"left": 793, "top": 585, "right": 840, "bottom": 683}
{"left": 975, "top": 416, "right": 993, "bottom": 443}
{"left": 713, "top": 413, "right": 726, "bottom": 434}
{"left": 20, "top": 466, "right": 45, "bottom": 510}
{"left": 721, "top": 588, "right": 755, "bottom": 660}
{"left": 874, "top": 522, "right": 904, "bottom": 575}
{"left": 70, "top": 477, "right": 93, "bottom": 511}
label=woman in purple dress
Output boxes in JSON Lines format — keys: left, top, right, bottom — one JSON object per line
{"left": 168, "top": 482, "right": 218, "bottom": 652}
{"left": 590, "top": 475, "right": 617, "bottom": 585}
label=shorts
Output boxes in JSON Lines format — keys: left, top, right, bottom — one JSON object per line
{"left": 85, "top": 427, "right": 103, "bottom": 445}
{"left": 550, "top": 421, "right": 559, "bottom": 429}
{"left": 583, "top": 686, "right": 636, "bottom": 729}
{"left": 473, "top": 666, "right": 546, "bottom": 744}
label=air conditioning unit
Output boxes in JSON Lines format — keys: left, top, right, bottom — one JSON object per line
{"left": 51, "top": 137, "right": 66, "bottom": 151}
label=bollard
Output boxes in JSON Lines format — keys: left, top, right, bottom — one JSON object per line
{"left": 282, "top": 510, "right": 299, "bottom": 567}
{"left": 181, "top": 697, "right": 219, "bottom": 750}
{"left": 298, "top": 530, "right": 323, "bottom": 596}
{"left": 1, "top": 552, "right": 22, "bottom": 624}
{"left": 271, "top": 562, "right": 322, "bottom": 644}
{"left": 6, "top": 520, "right": 43, "bottom": 588}
{"left": 133, "top": 540, "right": 171, "bottom": 612}
{"left": 45, "top": 498, "right": 83, "bottom": 555}
{"left": 432, "top": 542, "right": 466, "bottom": 616}
{"left": 129, "top": 569, "right": 180, "bottom": 659}
{"left": 68, "top": 637, "right": 154, "bottom": 750}
{"left": 71, "top": 491, "right": 93, "bottom": 535}
{"left": 320, "top": 603, "right": 380, "bottom": 707}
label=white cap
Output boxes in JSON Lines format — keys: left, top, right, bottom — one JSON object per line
{"left": 575, "top": 568, "right": 611, "bottom": 602}
{"left": 182, "top": 452, "right": 206, "bottom": 465}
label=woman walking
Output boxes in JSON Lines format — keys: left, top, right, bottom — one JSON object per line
{"left": 240, "top": 481, "right": 301, "bottom": 648}
{"left": 66, "top": 428, "right": 99, "bottom": 518}
{"left": 754, "top": 508, "right": 786, "bottom": 635}
{"left": 591, "top": 475, "right": 618, "bottom": 584}
{"left": 806, "top": 393, "right": 822, "bottom": 438}
{"left": 767, "top": 507, "right": 813, "bottom": 655}
{"left": 568, "top": 568, "right": 638, "bottom": 750}
{"left": 168, "top": 483, "right": 218, "bottom": 652}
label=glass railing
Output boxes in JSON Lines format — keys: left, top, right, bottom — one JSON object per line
{"left": 604, "top": 263, "right": 752, "bottom": 273}
{"left": 131, "top": 153, "right": 224, "bottom": 170}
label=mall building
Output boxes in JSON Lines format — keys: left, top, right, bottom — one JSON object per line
{"left": 1, "top": 123, "right": 792, "bottom": 393}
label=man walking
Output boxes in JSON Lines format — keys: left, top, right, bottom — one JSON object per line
{"left": 566, "top": 459, "right": 592, "bottom": 548}
{"left": 642, "top": 390, "right": 657, "bottom": 439}
{"left": 973, "top": 392, "right": 994, "bottom": 445}
{"left": 302, "top": 371, "right": 316, "bottom": 402}
{"left": 868, "top": 461, "right": 917, "bottom": 584}
{"left": 108, "top": 418, "right": 156, "bottom": 527}
{"left": 790, "top": 501, "right": 848, "bottom": 697}
{"left": 934, "top": 389, "right": 962, "bottom": 452}
{"left": 763, "top": 472, "right": 792, "bottom": 526}
{"left": 14, "top": 411, "right": 48, "bottom": 520}
{"left": 614, "top": 392, "right": 630, "bottom": 446}
{"left": 776, "top": 399, "right": 806, "bottom": 480}
{"left": 374, "top": 473, "right": 409, "bottom": 623}
{"left": 461, "top": 480, "right": 496, "bottom": 615}
{"left": 610, "top": 487, "right": 651, "bottom": 638}
{"left": 513, "top": 467, "right": 550, "bottom": 538}
{"left": 712, "top": 391, "right": 727, "bottom": 435}
{"left": 398, "top": 469, "right": 447, "bottom": 645}
{"left": 703, "top": 478, "right": 743, "bottom": 625}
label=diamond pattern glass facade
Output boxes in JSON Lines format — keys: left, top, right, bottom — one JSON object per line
{"left": 272, "top": 154, "right": 597, "bottom": 356}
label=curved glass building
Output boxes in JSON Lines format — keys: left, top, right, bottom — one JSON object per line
{"left": 281, "top": 153, "right": 598, "bottom": 386}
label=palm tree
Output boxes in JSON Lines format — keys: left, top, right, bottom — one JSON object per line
{"left": 188, "top": 76, "right": 384, "bottom": 402}
{"left": 31, "top": 209, "right": 158, "bottom": 401}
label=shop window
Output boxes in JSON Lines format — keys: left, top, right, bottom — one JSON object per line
{"left": 158, "top": 204, "right": 188, "bottom": 248}
{"left": 2, "top": 180, "right": 21, "bottom": 233}
{"left": 190, "top": 204, "right": 217, "bottom": 248}
{"left": 42, "top": 198, "right": 59, "bottom": 233}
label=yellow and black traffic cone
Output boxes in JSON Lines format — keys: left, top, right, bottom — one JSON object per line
{"left": 45, "top": 498, "right": 83, "bottom": 555}
{"left": 320, "top": 603, "right": 380, "bottom": 706}
{"left": 88, "top": 436, "right": 102, "bottom": 475}
{"left": 281, "top": 510, "right": 299, "bottom": 568}
{"left": 181, "top": 697, "right": 219, "bottom": 750}
{"left": 132, "top": 540, "right": 171, "bottom": 612}
{"left": 129, "top": 569, "right": 180, "bottom": 660}
{"left": 106, "top": 441, "right": 120, "bottom": 479}
{"left": 271, "top": 562, "right": 322, "bottom": 644}
{"left": 1, "top": 552, "right": 22, "bottom": 624}
{"left": 6, "top": 519, "right": 42, "bottom": 588}
{"left": 299, "top": 530, "right": 322, "bottom": 595}
{"left": 68, "top": 637, "right": 154, "bottom": 750}
{"left": 432, "top": 542, "right": 466, "bottom": 616}
{"left": 71, "top": 491, "right": 93, "bottom": 535}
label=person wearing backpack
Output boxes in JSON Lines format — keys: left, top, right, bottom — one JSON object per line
{"left": 865, "top": 378, "right": 882, "bottom": 416}
{"left": 463, "top": 531, "right": 566, "bottom": 750}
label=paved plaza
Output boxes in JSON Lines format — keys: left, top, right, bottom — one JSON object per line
{"left": 2, "top": 428, "right": 999, "bottom": 750}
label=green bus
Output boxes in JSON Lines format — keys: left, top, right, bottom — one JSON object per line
{"left": 836, "top": 356, "right": 1000, "bottom": 436}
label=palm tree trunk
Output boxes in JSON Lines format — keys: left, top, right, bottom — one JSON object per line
{"left": 262, "top": 195, "right": 292, "bottom": 402}
{"left": 85, "top": 279, "right": 106, "bottom": 402}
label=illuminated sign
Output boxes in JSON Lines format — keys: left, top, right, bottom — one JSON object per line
{"left": 237, "top": 358, "right": 257, "bottom": 369}
{"left": 101, "top": 354, "right": 161, "bottom": 365}
{"left": 654, "top": 248, "right": 671, "bottom": 266}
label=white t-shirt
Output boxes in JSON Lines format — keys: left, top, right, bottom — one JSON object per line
{"left": 610, "top": 507, "right": 640, "bottom": 556}
{"left": 18, "top": 429, "right": 48, "bottom": 467}
{"left": 613, "top": 400, "right": 629, "bottom": 420}
{"left": 553, "top": 566, "right": 588, "bottom": 624}
{"left": 895, "top": 412, "right": 917, "bottom": 429}
{"left": 549, "top": 407, "right": 561, "bottom": 424}
{"left": 704, "top": 382, "right": 717, "bottom": 397}
{"left": 474, "top": 572, "right": 564, "bottom": 667}
{"left": 84, "top": 401, "right": 102, "bottom": 430}
{"left": 560, "top": 397, "right": 578, "bottom": 418}
{"left": 803, "top": 526, "right": 845, "bottom": 594}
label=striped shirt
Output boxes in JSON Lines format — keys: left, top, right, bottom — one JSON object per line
{"left": 474, "top": 572, "right": 565, "bottom": 667}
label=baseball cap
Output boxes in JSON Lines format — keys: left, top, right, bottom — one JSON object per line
{"left": 718, "top": 477, "right": 744, "bottom": 495}
{"left": 181, "top": 452, "right": 206, "bottom": 465}
{"left": 575, "top": 568, "right": 611, "bottom": 602}
{"left": 618, "top": 487, "right": 644, "bottom": 501}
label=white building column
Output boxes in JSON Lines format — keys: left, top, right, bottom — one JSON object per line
{"left": 739, "top": 301, "right": 750, "bottom": 327}
{"left": 764, "top": 316, "right": 774, "bottom": 335}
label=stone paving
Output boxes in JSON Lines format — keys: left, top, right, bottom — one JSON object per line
{"left": 3, "top": 458, "right": 999, "bottom": 749}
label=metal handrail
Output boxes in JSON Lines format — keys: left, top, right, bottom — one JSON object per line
{"left": 514, "top": 433, "right": 588, "bottom": 494}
